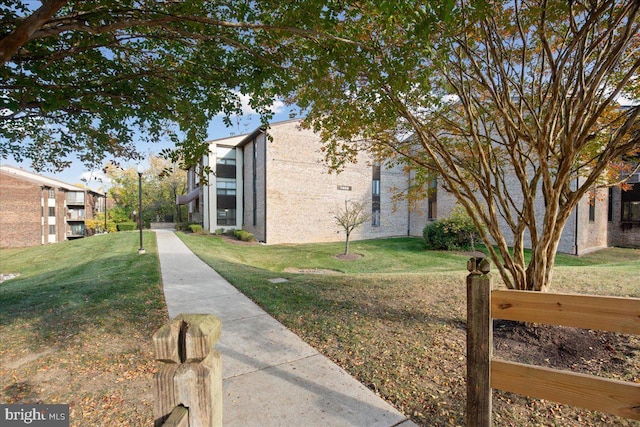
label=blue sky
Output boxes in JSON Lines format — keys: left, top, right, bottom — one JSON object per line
{"left": 5, "top": 96, "right": 300, "bottom": 191}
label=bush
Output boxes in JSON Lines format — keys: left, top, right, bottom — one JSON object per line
{"left": 234, "top": 229, "right": 255, "bottom": 242}
{"left": 117, "top": 222, "right": 136, "bottom": 231}
{"left": 423, "top": 220, "right": 459, "bottom": 250}
{"left": 188, "top": 224, "right": 203, "bottom": 234}
{"left": 423, "top": 205, "right": 482, "bottom": 251}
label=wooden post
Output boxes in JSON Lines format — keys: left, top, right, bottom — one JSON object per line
{"left": 466, "top": 257, "right": 492, "bottom": 427}
{"left": 153, "top": 314, "right": 223, "bottom": 427}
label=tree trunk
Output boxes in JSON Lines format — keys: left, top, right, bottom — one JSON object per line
{"left": 0, "top": 0, "right": 69, "bottom": 65}
{"left": 344, "top": 233, "right": 350, "bottom": 255}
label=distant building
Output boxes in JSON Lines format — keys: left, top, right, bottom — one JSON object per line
{"left": 0, "top": 165, "right": 105, "bottom": 248}
{"left": 179, "top": 119, "right": 639, "bottom": 252}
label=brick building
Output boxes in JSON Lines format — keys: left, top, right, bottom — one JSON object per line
{"left": 179, "top": 119, "right": 431, "bottom": 244}
{"left": 0, "top": 165, "right": 105, "bottom": 248}
{"left": 179, "top": 119, "right": 639, "bottom": 252}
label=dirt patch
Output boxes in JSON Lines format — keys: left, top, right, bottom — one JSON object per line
{"left": 494, "top": 320, "right": 637, "bottom": 376}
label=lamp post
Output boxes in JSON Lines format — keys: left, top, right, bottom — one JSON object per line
{"left": 104, "top": 193, "right": 108, "bottom": 233}
{"left": 137, "top": 165, "right": 145, "bottom": 254}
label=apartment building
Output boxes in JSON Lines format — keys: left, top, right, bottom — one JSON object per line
{"left": 179, "top": 119, "right": 431, "bottom": 244}
{"left": 179, "top": 119, "right": 639, "bottom": 252}
{"left": 0, "top": 165, "right": 105, "bottom": 248}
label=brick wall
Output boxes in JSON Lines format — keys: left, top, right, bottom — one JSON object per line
{"left": 261, "top": 121, "right": 413, "bottom": 244}
{"left": 0, "top": 173, "right": 43, "bottom": 248}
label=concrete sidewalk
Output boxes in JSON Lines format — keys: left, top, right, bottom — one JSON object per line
{"left": 154, "top": 229, "right": 416, "bottom": 427}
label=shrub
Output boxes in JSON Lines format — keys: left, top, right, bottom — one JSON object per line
{"left": 188, "top": 224, "right": 203, "bottom": 234}
{"left": 234, "top": 229, "right": 255, "bottom": 242}
{"left": 423, "top": 205, "right": 483, "bottom": 251}
{"left": 214, "top": 228, "right": 225, "bottom": 235}
{"left": 117, "top": 222, "right": 136, "bottom": 231}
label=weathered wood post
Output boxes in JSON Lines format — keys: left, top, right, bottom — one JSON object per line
{"left": 153, "top": 314, "right": 223, "bottom": 427}
{"left": 466, "top": 257, "right": 492, "bottom": 427}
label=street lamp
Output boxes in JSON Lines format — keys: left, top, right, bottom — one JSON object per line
{"left": 137, "top": 164, "right": 145, "bottom": 254}
{"left": 104, "top": 193, "right": 108, "bottom": 233}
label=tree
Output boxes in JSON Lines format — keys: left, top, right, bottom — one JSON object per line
{"left": 262, "top": 0, "right": 640, "bottom": 291}
{"left": 0, "top": 0, "right": 322, "bottom": 172}
{"left": 334, "top": 199, "right": 370, "bottom": 256}
{"left": 105, "top": 156, "right": 186, "bottom": 226}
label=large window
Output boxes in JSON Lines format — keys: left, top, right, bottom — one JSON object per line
{"left": 622, "top": 201, "right": 640, "bottom": 222}
{"left": 48, "top": 206, "right": 55, "bottom": 216}
{"left": 48, "top": 225, "right": 55, "bottom": 235}
{"left": 621, "top": 183, "right": 640, "bottom": 223}
{"left": 216, "top": 178, "right": 236, "bottom": 195}
{"left": 217, "top": 208, "right": 237, "bottom": 226}
{"left": 69, "top": 223, "right": 85, "bottom": 236}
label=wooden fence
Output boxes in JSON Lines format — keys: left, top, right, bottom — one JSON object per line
{"left": 466, "top": 257, "right": 640, "bottom": 426}
{"left": 153, "top": 314, "right": 223, "bottom": 427}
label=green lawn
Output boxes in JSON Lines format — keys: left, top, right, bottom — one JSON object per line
{"left": 0, "top": 232, "right": 167, "bottom": 427}
{"left": 1, "top": 232, "right": 638, "bottom": 426}
{"left": 178, "top": 232, "right": 640, "bottom": 427}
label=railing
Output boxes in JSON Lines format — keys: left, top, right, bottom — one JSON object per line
{"left": 466, "top": 257, "right": 640, "bottom": 426}
{"left": 66, "top": 212, "right": 85, "bottom": 221}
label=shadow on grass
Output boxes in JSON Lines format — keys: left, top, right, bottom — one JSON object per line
{"left": 0, "top": 253, "right": 164, "bottom": 350}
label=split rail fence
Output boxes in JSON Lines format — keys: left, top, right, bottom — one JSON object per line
{"left": 466, "top": 257, "right": 640, "bottom": 426}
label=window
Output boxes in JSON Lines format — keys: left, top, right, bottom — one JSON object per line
{"left": 372, "top": 208, "right": 380, "bottom": 227}
{"left": 217, "top": 208, "right": 237, "bottom": 226}
{"left": 622, "top": 202, "right": 640, "bottom": 222}
{"left": 608, "top": 188, "right": 613, "bottom": 222}
{"left": 372, "top": 180, "right": 380, "bottom": 196}
{"left": 48, "top": 188, "right": 55, "bottom": 199}
{"left": 428, "top": 178, "right": 438, "bottom": 220}
{"left": 49, "top": 225, "right": 55, "bottom": 235}
{"left": 69, "top": 223, "right": 85, "bottom": 236}
{"left": 48, "top": 206, "right": 55, "bottom": 217}
{"left": 589, "top": 199, "right": 596, "bottom": 222}
{"left": 372, "top": 164, "right": 381, "bottom": 227}
{"left": 217, "top": 178, "right": 236, "bottom": 195}
{"left": 621, "top": 183, "right": 640, "bottom": 223}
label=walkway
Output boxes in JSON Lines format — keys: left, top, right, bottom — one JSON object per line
{"left": 154, "top": 229, "right": 416, "bottom": 427}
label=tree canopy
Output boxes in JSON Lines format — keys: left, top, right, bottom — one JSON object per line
{"left": 0, "top": 0, "right": 309, "bottom": 171}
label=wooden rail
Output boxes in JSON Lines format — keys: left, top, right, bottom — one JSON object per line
{"left": 466, "top": 258, "right": 640, "bottom": 426}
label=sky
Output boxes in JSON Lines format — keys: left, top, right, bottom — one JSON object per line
{"left": 3, "top": 94, "right": 299, "bottom": 191}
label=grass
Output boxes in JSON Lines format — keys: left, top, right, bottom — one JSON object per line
{"left": 179, "top": 233, "right": 640, "bottom": 427}
{"left": 0, "top": 232, "right": 167, "bottom": 427}
{"left": 1, "top": 232, "right": 638, "bottom": 426}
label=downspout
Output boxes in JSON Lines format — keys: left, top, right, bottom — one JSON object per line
{"left": 407, "top": 172, "right": 411, "bottom": 236}
{"left": 574, "top": 176, "right": 579, "bottom": 255}
{"left": 263, "top": 132, "right": 268, "bottom": 244}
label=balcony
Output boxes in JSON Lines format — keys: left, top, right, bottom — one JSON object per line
{"left": 66, "top": 192, "right": 85, "bottom": 206}
{"left": 67, "top": 211, "right": 86, "bottom": 221}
